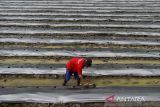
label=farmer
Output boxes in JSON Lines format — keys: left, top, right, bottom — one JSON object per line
{"left": 63, "top": 57, "right": 92, "bottom": 86}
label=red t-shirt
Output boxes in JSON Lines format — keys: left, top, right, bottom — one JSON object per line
{"left": 66, "top": 57, "right": 85, "bottom": 75}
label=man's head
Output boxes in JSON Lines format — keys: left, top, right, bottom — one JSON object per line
{"left": 84, "top": 58, "right": 92, "bottom": 67}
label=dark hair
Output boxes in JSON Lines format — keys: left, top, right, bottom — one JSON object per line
{"left": 85, "top": 58, "right": 92, "bottom": 67}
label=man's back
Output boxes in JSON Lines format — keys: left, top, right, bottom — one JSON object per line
{"left": 66, "top": 57, "right": 85, "bottom": 75}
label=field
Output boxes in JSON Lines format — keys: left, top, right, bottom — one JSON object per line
{"left": 0, "top": 0, "right": 160, "bottom": 106}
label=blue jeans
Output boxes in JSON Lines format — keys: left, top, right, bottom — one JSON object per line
{"left": 65, "top": 69, "right": 79, "bottom": 81}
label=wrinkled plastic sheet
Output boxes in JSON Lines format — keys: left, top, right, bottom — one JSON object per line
{"left": 0, "top": 67, "right": 160, "bottom": 76}
{"left": 0, "top": 87, "right": 160, "bottom": 103}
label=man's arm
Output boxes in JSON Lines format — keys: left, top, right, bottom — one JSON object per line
{"left": 77, "top": 66, "right": 84, "bottom": 85}
{"left": 77, "top": 59, "right": 89, "bottom": 85}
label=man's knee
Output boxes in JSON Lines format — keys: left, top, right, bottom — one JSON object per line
{"left": 65, "top": 70, "right": 72, "bottom": 81}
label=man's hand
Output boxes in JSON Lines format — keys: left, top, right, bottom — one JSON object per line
{"left": 79, "top": 74, "right": 82, "bottom": 79}
{"left": 78, "top": 75, "right": 91, "bottom": 86}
